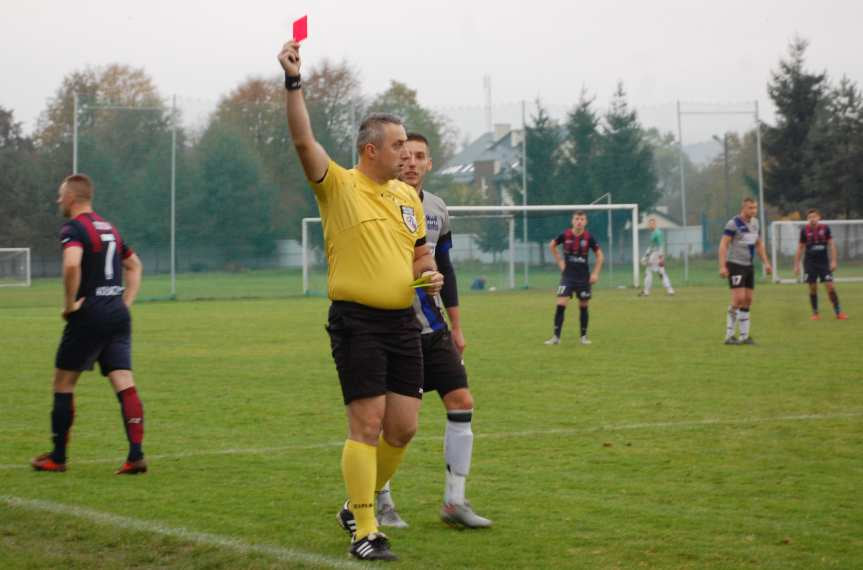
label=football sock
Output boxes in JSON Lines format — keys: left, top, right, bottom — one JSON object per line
{"left": 726, "top": 305, "right": 738, "bottom": 338}
{"left": 828, "top": 290, "right": 841, "bottom": 314}
{"left": 117, "top": 387, "right": 144, "bottom": 461}
{"left": 643, "top": 270, "right": 653, "bottom": 294}
{"left": 342, "top": 439, "right": 378, "bottom": 539}
{"left": 553, "top": 305, "right": 565, "bottom": 337}
{"left": 579, "top": 306, "right": 589, "bottom": 336}
{"left": 375, "top": 435, "right": 407, "bottom": 494}
{"left": 809, "top": 293, "right": 818, "bottom": 313}
{"left": 50, "top": 392, "right": 74, "bottom": 464}
{"left": 660, "top": 268, "right": 673, "bottom": 291}
{"left": 376, "top": 481, "right": 395, "bottom": 509}
{"left": 444, "top": 410, "right": 474, "bottom": 505}
{"left": 737, "top": 307, "right": 751, "bottom": 340}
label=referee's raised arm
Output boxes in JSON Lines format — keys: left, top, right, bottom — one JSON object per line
{"left": 278, "top": 40, "right": 329, "bottom": 182}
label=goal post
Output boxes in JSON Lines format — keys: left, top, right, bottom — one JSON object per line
{"left": 770, "top": 220, "right": 863, "bottom": 283}
{"left": 302, "top": 203, "right": 640, "bottom": 295}
{"left": 0, "top": 248, "right": 31, "bottom": 287}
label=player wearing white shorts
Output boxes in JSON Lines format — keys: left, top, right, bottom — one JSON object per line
{"left": 639, "top": 217, "right": 674, "bottom": 296}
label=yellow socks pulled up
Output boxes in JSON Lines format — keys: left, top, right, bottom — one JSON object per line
{"left": 375, "top": 434, "right": 408, "bottom": 492}
{"left": 341, "top": 439, "right": 377, "bottom": 539}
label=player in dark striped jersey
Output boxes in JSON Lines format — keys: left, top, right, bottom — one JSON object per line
{"left": 793, "top": 208, "right": 848, "bottom": 320}
{"left": 545, "top": 211, "right": 604, "bottom": 345}
{"left": 31, "top": 174, "right": 147, "bottom": 475}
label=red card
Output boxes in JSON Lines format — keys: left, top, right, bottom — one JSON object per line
{"left": 293, "top": 15, "right": 308, "bottom": 42}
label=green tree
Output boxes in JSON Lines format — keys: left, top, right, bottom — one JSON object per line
{"left": 764, "top": 37, "right": 827, "bottom": 212}
{"left": 510, "top": 100, "right": 564, "bottom": 262}
{"left": 558, "top": 90, "right": 601, "bottom": 204}
{"left": 194, "top": 123, "right": 279, "bottom": 263}
{"left": 804, "top": 76, "right": 863, "bottom": 218}
{"left": 366, "top": 80, "right": 456, "bottom": 166}
{"left": 34, "top": 64, "right": 174, "bottom": 259}
{"left": 594, "top": 83, "right": 658, "bottom": 255}
{"left": 0, "top": 106, "right": 55, "bottom": 254}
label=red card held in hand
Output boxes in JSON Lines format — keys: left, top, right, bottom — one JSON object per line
{"left": 293, "top": 15, "right": 308, "bottom": 42}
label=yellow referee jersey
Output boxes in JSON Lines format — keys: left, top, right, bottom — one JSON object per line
{"left": 311, "top": 160, "right": 426, "bottom": 309}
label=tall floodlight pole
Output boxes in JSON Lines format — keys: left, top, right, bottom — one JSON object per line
{"left": 170, "top": 95, "right": 177, "bottom": 298}
{"left": 676, "top": 100, "right": 689, "bottom": 282}
{"left": 755, "top": 100, "right": 767, "bottom": 277}
{"left": 72, "top": 93, "right": 79, "bottom": 173}
{"left": 521, "top": 99, "right": 528, "bottom": 288}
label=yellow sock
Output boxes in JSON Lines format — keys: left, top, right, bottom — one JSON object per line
{"left": 375, "top": 434, "right": 408, "bottom": 492}
{"left": 341, "top": 439, "right": 378, "bottom": 539}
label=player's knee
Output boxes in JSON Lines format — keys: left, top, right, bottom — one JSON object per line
{"left": 443, "top": 389, "right": 473, "bottom": 411}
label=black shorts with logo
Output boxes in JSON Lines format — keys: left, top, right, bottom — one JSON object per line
{"left": 727, "top": 262, "right": 755, "bottom": 290}
{"left": 55, "top": 298, "right": 132, "bottom": 376}
{"left": 421, "top": 328, "right": 468, "bottom": 398}
{"left": 326, "top": 301, "right": 423, "bottom": 405}
{"left": 557, "top": 281, "right": 592, "bottom": 301}
{"left": 804, "top": 261, "right": 833, "bottom": 284}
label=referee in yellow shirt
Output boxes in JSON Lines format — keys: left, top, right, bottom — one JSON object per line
{"left": 279, "top": 40, "right": 442, "bottom": 562}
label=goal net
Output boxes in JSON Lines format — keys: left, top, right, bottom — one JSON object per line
{"left": 770, "top": 220, "right": 863, "bottom": 283}
{"left": 301, "top": 204, "right": 640, "bottom": 295}
{"left": 0, "top": 248, "right": 31, "bottom": 287}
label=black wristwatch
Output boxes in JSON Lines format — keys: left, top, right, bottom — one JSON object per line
{"left": 285, "top": 73, "right": 301, "bottom": 91}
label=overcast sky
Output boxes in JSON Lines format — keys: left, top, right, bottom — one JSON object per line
{"left": 2, "top": 0, "right": 861, "bottom": 143}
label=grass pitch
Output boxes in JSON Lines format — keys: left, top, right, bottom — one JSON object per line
{"left": 1, "top": 282, "right": 861, "bottom": 568}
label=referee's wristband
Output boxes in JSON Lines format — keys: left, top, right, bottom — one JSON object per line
{"left": 285, "top": 73, "right": 302, "bottom": 91}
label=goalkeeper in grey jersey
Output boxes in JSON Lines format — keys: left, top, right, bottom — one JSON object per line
{"left": 373, "top": 132, "right": 491, "bottom": 529}
{"left": 639, "top": 217, "right": 674, "bottom": 296}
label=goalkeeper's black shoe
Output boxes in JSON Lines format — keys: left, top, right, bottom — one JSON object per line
{"left": 337, "top": 499, "right": 356, "bottom": 538}
{"left": 350, "top": 532, "right": 398, "bottom": 562}
{"left": 739, "top": 337, "right": 756, "bottom": 345}
{"left": 724, "top": 337, "right": 739, "bottom": 345}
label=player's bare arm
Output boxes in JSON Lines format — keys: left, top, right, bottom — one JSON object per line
{"left": 549, "top": 239, "right": 564, "bottom": 271}
{"left": 718, "top": 235, "right": 731, "bottom": 277}
{"left": 414, "top": 244, "right": 443, "bottom": 295}
{"left": 793, "top": 241, "right": 805, "bottom": 276}
{"left": 446, "top": 306, "right": 466, "bottom": 354}
{"left": 829, "top": 238, "right": 838, "bottom": 271}
{"left": 590, "top": 247, "right": 604, "bottom": 284}
{"left": 61, "top": 246, "right": 84, "bottom": 320}
{"left": 756, "top": 238, "right": 773, "bottom": 274}
{"left": 278, "top": 40, "right": 329, "bottom": 182}
{"left": 122, "top": 253, "right": 143, "bottom": 308}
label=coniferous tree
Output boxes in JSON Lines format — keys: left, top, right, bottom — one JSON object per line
{"left": 764, "top": 37, "right": 827, "bottom": 212}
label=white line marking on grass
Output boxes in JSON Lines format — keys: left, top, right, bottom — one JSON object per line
{"left": 2, "top": 411, "right": 860, "bottom": 471}
{"left": 0, "top": 495, "right": 360, "bottom": 569}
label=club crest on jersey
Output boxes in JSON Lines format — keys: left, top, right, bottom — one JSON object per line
{"left": 401, "top": 206, "right": 418, "bottom": 233}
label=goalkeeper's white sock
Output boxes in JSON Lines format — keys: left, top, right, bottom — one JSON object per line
{"left": 726, "top": 305, "right": 738, "bottom": 339}
{"left": 643, "top": 270, "right": 653, "bottom": 294}
{"left": 737, "top": 308, "right": 751, "bottom": 340}
{"left": 660, "top": 268, "right": 673, "bottom": 292}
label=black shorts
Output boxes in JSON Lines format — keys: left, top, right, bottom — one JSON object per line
{"left": 727, "top": 262, "right": 755, "bottom": 290}
{"left": 557, "top": 282, "right": 592, "bottom": 301}
{"left": 804, "top": 262, "right": 833, "bottom": 284}
{"left": 326, "top": 301, "right": 423, "bottom": 405}
{"left": 55, "top": 300, "right": 132, "bottom": 376}
{"left": 421, "top": 328, "right": 468, "bottom": 398}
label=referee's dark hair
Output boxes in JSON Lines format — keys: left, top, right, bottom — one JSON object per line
{"left": 573, "top": 210, "right": 587, "bottom": 217}
{"left": 356, "top": 112, "right": 404, "bottom": 157}
{"left": 806, "top": 207, "right": 820, "bottom": 216}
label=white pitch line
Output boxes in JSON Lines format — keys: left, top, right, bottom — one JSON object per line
{"left": 0, "top": 495, "right": 360, "bottom": 569}
{"left": 1, "top": 411, "right": 860, "bottom": 471}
